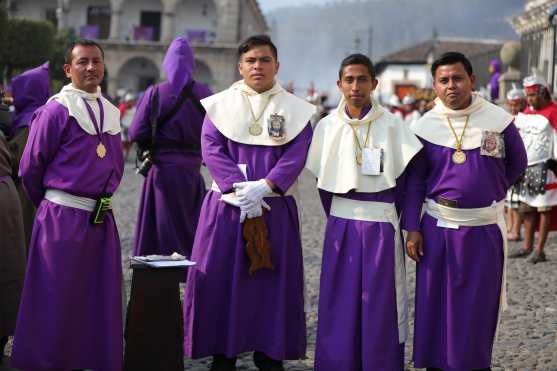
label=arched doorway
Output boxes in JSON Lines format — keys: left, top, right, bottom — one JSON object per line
{"left": 193, "top": 59, "right": 214, "bottom": 88}
{"left": 118, "top": 57, "right": 160, "bottom": 94}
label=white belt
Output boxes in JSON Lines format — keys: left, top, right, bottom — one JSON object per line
{"left": 45, "top": 189, "right": 104, "bottom": 212}
{"left": 424, "top": 198, "right": 508, "bottom": 337}
{"left": 330, "top": 196, "right": 408, "bottom": 344}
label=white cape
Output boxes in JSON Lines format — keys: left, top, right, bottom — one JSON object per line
{"left": 306, "top": 98, "right": 423, "bottom": 193}
{"left": 412, "top": 93, "right": 513, "bottom": 149}
{"left": 201, "top": 80, "right": 315, "bottom": 146}
{"left": 49, "top": 84, "right": 121, "bottom": 135}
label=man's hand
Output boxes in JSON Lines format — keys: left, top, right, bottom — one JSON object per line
{"left": 406, "top": 231, "right": 424, "bottom": 262}
{"left": 239, "top": 200, "right": 271, "bottom": 223}
{"left": 233, "top": 179, "right": 273, "bottom": 207}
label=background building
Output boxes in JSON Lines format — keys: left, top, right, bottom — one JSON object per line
{"left": 510, "top": 0, "right": 557, "bottom": 91}
{"left": 375, "top": 36, "right": 505, "bottom": 102}
{"left": 6, "top": 0, "right": 267, "bottom": 95}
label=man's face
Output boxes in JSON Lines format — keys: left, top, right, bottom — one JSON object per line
{"left": 433, "top": 63, "right": 475, "bottom": 110}
{"left": 238, "top": 46, "right": 279, "bottom": 93}
{"left": 337, "top": 64, "right": 377, "bottom": 108}
{"left": 64, "top": 45, "right": 105, "bottom": 93}
{"left": 526, "top": 88, "right": 546, "bottom": 110}
{"left": 507, "top": 99, "right": 525, "bottom": 116}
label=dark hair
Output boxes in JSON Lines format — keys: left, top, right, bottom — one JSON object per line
{"left": 431, "top": 51, "right": 473, "bottom": 77}
{"left": 238, "top": 34, "right": 278, "bottom": 60}
{"left": 65, "top": 39, "right": 105, "bottom": 64}
{"left": 339, "top": 53, "right": 375, "bottom": 80}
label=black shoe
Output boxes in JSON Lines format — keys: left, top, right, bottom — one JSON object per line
{"left": 253, "top": 351, "right": 284, "bottom": 371}
{"left": 210, "top": 354, "right": 237, "bottom": 371}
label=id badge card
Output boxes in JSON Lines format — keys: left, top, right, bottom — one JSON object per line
{"left": 361, "top": 147, "right": 382, "bottom": 176}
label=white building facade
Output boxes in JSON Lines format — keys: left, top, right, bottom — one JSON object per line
{"left": 6, "top": 0, "right": 267, "bottom": 95}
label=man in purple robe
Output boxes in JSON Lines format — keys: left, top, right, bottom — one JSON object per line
{"left": 129, "top": 37, "right": 212, "bottom": 258}
{"left": 9, "top": 62, "right": 50, "bottom": 248}
{"left": 488, "top": 59, "right": 501, "bottom": 102}
{"left": 306, "top": 54, "right": 423, "bottom": 370}
{"left": 404, "top": 52, "right": 527, "bottom": 371}
{"left": 10, "top": 39, "right": 124, "bottom": 371}
{"left": 183, "top": 35, "right": 315, "bottom": 371}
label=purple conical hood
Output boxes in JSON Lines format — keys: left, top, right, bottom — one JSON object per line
{"left": 163, "top": 37, "right": 195, "bottom": 93}
{"left": 11, "top": 61, "right": 50, "bottom": 131}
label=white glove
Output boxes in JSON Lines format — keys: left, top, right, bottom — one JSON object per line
{"left": 233, "top": 179, "right": 273, "bottom": 209}
{"left": 239, "top": 199, "right": 271, "bottom": 223}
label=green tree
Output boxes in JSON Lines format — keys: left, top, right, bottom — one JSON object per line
{"left": 49, "top": 28, "right": 78, "bottom": 92}
{"left": 0, "top": 18, "right": 55, "bottom": 81}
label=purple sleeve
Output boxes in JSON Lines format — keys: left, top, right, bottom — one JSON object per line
{"left": 400, "top": 147, "right": 427, "bottom": 232}
{"left": 19, "top": 105, "right": 64, "bottom": 206}
{"left": 266, "top": 123, "right": 313, "bottom": 194}
{"left": 128, "top": 86, "right": 155, "bottom": 143}
{"left": 318, "top": 188, "right": 333, "bottom": 217}
{"left": 201, "top": 116, "right": 246, "bottom": 193}
{"left": 503, "top": 122, "right": 527, "bottom": 186}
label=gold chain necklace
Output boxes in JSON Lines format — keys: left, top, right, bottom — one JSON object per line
{"left": 348, "top": 119, "right": 373, "bottom": 165}
{"left": 243, "top": 93, "right": 273, "bottom": 136}
{"left": 445, "top": 115, "right": 470, "bottom": 164}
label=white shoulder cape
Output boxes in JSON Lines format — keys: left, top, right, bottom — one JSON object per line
{"left": 201, "top": 80, "right": 316, "bottom": 146}
{"left": 49, "top": 84, "right": 120, "bottom": 135}
{"left": 411, "top": 93, "right": 513, "bottom": 150}
{"left": 306, "top": 98, "right": 423, "bottom": 194}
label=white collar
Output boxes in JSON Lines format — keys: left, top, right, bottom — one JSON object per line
{"left": 49, "top": 83, "right": 120, "bottom": 135}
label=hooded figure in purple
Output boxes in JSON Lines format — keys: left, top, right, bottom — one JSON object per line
{"left": 10, "top": 40, "right": 124, "bottom": 371}
{"left": 129, "top": 37, "right": 212, "bottom": 258}
{"left": 404, "top": 52, "right": 527, "bottom": 371}
{"left": 488, "top": 59, "right": 501, "bottom": 102}
{"left": 183, "top": 35, "right": 316, "bottom": 370}
{"left": 9, "top": 61, "right": 50, "bottom": 248}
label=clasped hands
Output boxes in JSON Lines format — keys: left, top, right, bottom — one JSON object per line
{"left": 233, "top": 179, "right": 273, "bottom": 222}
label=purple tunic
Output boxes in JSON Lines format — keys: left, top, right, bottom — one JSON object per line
{"left": 129, "top": 80, "right": 211, "bottom": 257}
{"left": 314, "top": 105, "right": 407, "bottom": 370}
{"left": 10, "top": 62, "right": 50, "bottom": 136}
{"left": 402, "top": 123, "right": 527, "bottom": 371}
{"left": 11, "top": 100, "right": 124, "bottom": 371}
{"left": 183, "top": 118, "right": 312, "bottom": 360}
{"left": 315, "top": 189, "right": 405, "bottom": 371}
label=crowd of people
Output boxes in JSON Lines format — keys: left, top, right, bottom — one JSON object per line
{"left": 0, "top": 32, "right": 552, "bottom": 371}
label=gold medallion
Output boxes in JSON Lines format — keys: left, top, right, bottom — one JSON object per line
{"left": 249, "top": 123, "right": 263, "bottom": 136}
{"left": 452, "top": 150, "right": 466, "bottom": 164}
{"left": 356, "top": 153, "right": 362, "bottom": 165}
{"left": 96, "top": 142, "right": 107, "bottom": 158}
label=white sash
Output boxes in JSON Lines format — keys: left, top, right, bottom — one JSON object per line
{"left": 44, "top": 189, "right": 101, "bottom": 212}
{"left": 329, "top": 196, "right": 408, "bottom": 344}
{"left": 424, "top": 199, "right": 508, "bottom": 336}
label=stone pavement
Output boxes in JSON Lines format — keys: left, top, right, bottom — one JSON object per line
{"left": 2, "top": 160, "right": 556, "bottom": 370}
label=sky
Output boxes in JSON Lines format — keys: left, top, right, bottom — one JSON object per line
{"left": 257, "top": 0, "right": 325, "bottom": 13}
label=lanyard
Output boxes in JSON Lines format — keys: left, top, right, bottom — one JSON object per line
{"left": 82, "top": 98, "right": 105, "bottom": 143}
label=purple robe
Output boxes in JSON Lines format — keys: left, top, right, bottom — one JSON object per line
{"left": 314, "top": 105, "right": 407, "bottom": 370}
{"left": 129, "top": 80, "right": 211, "bottom": 257}
{"left": 315, "top": 189, "right": 405, "bottom": 371}
{"left": 183, "top": 118, "right": 312, "bottom": 360}
{"left": 10, "top": 62, "right": 50, "bottom": 136}
{"left": 402, "top": 123, "right": 527, "bottom": 371}
{"left": 488, "top": 59, "right": 501, "bottom": 102}
{"left": 11, "top": 100, "right": 124, "bottom": 371}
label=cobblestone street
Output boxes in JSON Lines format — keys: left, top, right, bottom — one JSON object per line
{"left": 113, "top": 160, "right": 557, "bottom": 371}
{"left": 2, "top": 159, "right": 556, "bottom": 370}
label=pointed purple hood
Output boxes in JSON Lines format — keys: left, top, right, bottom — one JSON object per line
{"left": 163, "top": 37, "right": 195, "bottom": 93}
{"left": 11, "top": 61, "right": 50, "bottom": 132}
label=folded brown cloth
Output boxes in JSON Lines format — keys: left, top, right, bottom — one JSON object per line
{"left": 242, "top": 216, "right": 273, "bottom": 274}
